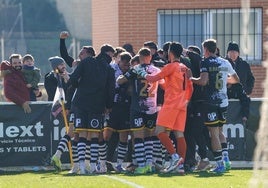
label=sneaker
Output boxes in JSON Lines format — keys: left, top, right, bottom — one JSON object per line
{"left": 79, "top": 165, "right": 87, "bottom": 175}
{"left": 68, "top": 163, "right": 79, "bottom": 174}
{"left": 210, "top": 165, "right": 225, "bottom": 174}
{"left": 145, "top": 165, "right": 153, "bottom": 173}
{"left": 96, "top": 162, "right": 107, "bottom": 174}
{"left": 223, "top": 157, "right": 231, "bottom": 171}
{"left": 195, "top": 158, "right": 211, "bottom": 171}
{"left": 79, "top": 162, "right": 89, "bottom": 175}
{"left": 134, "top": 166, "right": 147, "bottom": 174}
{"left": 51, "top": 155, "right": 62, "bottom": 171}
{"left": 184, "top": 164, "right": 195, "bottom": 173}
{"left": 161, "top": 154, "right": 183, "bottom": 173}
{"left": 125, "top": 163, "right": 137, "bottom": 173}
{"left": 87, "top": 163, "right": 97, "bottom": 174}
{"left": 171, "top": 163, "right": 185, "bottom": 175}
{"left": 154, "top": 163, "right": 164, "bottom": 172}
{"left": 114, "top": 164, "right": 126, "bottom": 173}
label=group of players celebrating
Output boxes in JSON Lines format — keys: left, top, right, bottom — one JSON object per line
{"left": 48, "top": 31, "right": 239, "bottom": 175}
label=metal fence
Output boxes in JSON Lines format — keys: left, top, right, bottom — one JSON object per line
{"left": 157, "top": 8, "right": 262, "bottom": 64}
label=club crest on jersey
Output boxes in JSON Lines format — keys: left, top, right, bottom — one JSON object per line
{"left": 208, "top": 112, "right": 217, "bottom": 121}
{"left": 147, "top": 120, "right": 154, "bottom": 127}
{"left": 90, "top": 119, "right": 99, "bottom": 128}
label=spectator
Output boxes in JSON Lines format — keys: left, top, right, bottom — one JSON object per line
{"left": 226, "top": 41, "right": 255, "bottom": 95}
{"left": 217, "top": 46, "right": 251, "bottom": 123}
{"left": 0, "top": 54, "right": 31, "bottom": 113}
{"left": 44, "top": 56, "right": 69, "bottom": 101}
{"left": 22, "top": 54, "right": 41, "bottom": 101}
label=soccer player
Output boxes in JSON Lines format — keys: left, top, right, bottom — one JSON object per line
{"left": 189, "top": 39, "right": 239, "bottom": 173}
{"left": 67, "top": 48, "right": 115, "bottom": 174}
{"left": 117, "top": 47, "right": 164, "bottom": 174}
{"left": 137, "top": 42, "right": 193, "bottom": 173}
{"left": 103, "top": 51, "right": 132, "bottom": 172}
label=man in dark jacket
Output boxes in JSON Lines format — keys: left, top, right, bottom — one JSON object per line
{"left": 227, "top": 83, "right": 250, "bottom": 123}
{"left": 184, "top": 46, "right": 211, "bottom": 172}
{"left": 216, "top": 45, "right": 251, "bottom": 123}
{"left": 226, "top": 41, "right": 255, "bottom": 95}
{"left": 95, "top": 44, "right": 116, "bottom": 173}
{"left": 68, "top": 49, "right": 115, "bottom": 174}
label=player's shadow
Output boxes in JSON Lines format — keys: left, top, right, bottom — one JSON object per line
{"left": 193, "top": 171, "right": 233, "bottom": 178}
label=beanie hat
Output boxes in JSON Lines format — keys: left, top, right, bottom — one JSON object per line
{"left": 48, "top": 56, "right": 65, "bottom": 70}
{"left": 227, "top": 41, "right": 239, "bottom": 53}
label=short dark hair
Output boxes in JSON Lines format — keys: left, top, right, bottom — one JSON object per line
{"left": 130, "top": 55, "right": 140, "bottom": 65}
{"left": 202, "top": 39, "right": 217, "bottom": 53}
{"left": 122, "top": 43, "right": 134, "bottom": 53}
{"left": 114, "top": 47, "right": 126, "bottom": 57}
{"left": 187, "top": 45, "right": 201, "bottom": 55}
{"left": 216, "top": 47, "right": 220, "bottom": 57}
{"left": 100, "top": 44, "right": 115, "bottom": 54}
{"left": 169, "top": 42, "right": 183, "bottom": 58}
{"left": 82, "top": 46, "right": 96, "bottom": 57}
{"left": 138, "top": 47, "right": 151, "bottom": 57}
{"left": 162, "top": 41, "right": 172, "bottom": 52}
{"left": 143, "top": 41, "right": 158, "bottom": 50}
{"left": 157, "top": 49, "right": 164, "bottom": 54}
{"left": 120, "top": 52, "right": 132, "bottom": 63}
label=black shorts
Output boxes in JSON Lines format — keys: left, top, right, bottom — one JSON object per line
{"left": 130, "top": 110, "right": 157, "bottom": 131}
{"left": 204, "top": 104, "right": 227, "bottom": 127}
{"left": 106, "top": 104, "right": 130, "bottom": 132}
{"left": 74, "top": 108, "right": 104, "bottom": 132}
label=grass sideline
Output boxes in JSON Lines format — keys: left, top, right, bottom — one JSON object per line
{"left": 0, "top": 169, "right": 253, "bottom": 188}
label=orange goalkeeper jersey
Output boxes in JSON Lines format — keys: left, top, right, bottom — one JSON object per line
{"left": 146, "top": 61, "right": 193, "bottom": 110}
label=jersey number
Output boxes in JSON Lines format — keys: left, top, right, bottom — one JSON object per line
{"left": 215, "top": 72, "right": 223, "bottom": 90}
{"left": 139, "top": 80, "right": 157, "bottom": 97}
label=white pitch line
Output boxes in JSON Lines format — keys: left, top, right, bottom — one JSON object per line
{"left": 102, "top": 175, "right": 144, "bottom": 188}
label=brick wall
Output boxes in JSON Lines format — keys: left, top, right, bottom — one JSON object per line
{"left": 251, "top": 65, "right": 266, "bottom": 98}
{"left": 92, "top": 0, "right": 268, "bottom": 97}
{"left": 92, "top": 0, "right": 119, "bottom": 53}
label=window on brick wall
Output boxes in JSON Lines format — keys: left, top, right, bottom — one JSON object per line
{"left": 157, "top": 8, "right": 262, "bottom": 64}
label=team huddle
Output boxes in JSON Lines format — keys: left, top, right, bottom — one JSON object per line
{"left": 44, "top": 32, "right": 241, "bottom": 175}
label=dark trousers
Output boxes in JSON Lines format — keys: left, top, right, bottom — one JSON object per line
{"left": 184, "top": 102, "right": 209, "bottom": 166}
